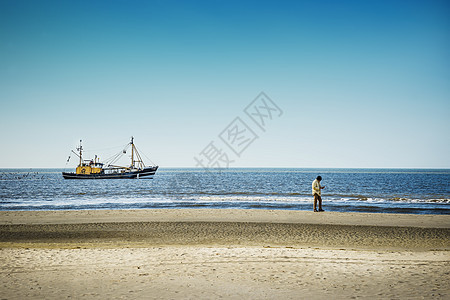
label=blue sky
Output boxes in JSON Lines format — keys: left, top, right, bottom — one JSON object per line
{"left": 0, "top": 0, "right": 449, "bottom": 168}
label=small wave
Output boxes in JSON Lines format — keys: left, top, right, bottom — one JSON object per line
{"left": 336, "top": 197, "right": 450, "bottom": 204}
{"left": 194, "top": 195, "right": 312, "bottom": 203}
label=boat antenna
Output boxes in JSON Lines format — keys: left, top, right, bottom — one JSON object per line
{"left": 76, "top": 140, "right": 83, "bottom": 166}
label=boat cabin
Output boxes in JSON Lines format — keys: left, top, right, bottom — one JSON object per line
{"left": 76, "top": 160, "right": 104, "bottom": 175}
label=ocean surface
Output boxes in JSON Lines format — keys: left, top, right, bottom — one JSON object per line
{"left": 0, "top": 168, "right": 449, "bottom": 215}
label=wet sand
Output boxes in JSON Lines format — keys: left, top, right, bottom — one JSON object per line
{"left": 0, "top": 209, "right": 449, "bottom": 299}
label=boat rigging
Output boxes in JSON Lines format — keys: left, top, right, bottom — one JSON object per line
{"left": 62, "top": 137, "right": 158, "bottom": 179}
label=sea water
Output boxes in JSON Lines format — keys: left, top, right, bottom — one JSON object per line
{"left": 0, "top": 168, "right": 448, "bottom": 214}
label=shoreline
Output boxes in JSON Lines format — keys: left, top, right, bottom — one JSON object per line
{"left": 1, "top": 209, "right": 448, "bottom": 250}
{"left": 1, "top": 208, "right": 449, "bottom": 227}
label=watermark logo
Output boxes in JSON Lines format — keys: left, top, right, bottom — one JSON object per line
{"left": 194, "top": 92, "right": 283, "bottom": 173}
{"left": 245, "top": 92, "right": 283, "bottom": 132}
{"left": 194, "top": 141, "right": 235, "bottom": 170}
{"left": 219, "top": 117, "right": 258, "bottom": 157}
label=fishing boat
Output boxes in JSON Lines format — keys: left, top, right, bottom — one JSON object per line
{"left": 62, "top": 137, "right": 158, "bottom": 179}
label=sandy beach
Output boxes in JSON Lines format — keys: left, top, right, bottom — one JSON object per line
{"left": 0, "top": 209, "right": 449, "bottom": 299}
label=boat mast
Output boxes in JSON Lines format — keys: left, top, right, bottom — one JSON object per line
{"left": 129, "top": 136, "right": 145, "bottom": 170}
{"left": 131, "top": 136, "right": 134, "bottom": 168}
{"left": 77, "top": 140, "right": 82, "bottom": 166}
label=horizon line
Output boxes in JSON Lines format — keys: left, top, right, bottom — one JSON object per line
{"left": 1, "top": 167, "right": 449, "bottom": 170}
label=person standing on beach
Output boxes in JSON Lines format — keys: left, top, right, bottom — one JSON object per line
{"left": 312, "top": 176, "right": 325, "bottom": 212}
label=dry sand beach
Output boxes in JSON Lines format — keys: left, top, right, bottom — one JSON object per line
{"left": 0, "top": 209, "right": 449, "bottom": 299}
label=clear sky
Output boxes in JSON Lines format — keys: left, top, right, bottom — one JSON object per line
{"left": 1, "top": 0, "right": 449, "bottom": 168}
